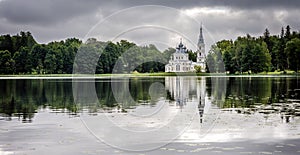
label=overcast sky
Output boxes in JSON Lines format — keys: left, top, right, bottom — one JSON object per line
{"left": 0, "top": 0, "right": 299, "bottom": 51}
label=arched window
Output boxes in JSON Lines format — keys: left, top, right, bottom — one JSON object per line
{"left": 176, "top": 64, "right": 180, "bottom": 71}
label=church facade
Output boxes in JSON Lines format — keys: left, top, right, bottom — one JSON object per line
{"left": 165, "top": 25, "right": 206, "bottom": 72}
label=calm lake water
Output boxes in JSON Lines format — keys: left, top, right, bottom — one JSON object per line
{"left": 1, "top": 76, "right": 300, "bottom": 154}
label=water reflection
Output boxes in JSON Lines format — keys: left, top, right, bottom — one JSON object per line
{"left": 0, "top": 79, "right": 76, "bottom": 123}
{"left": 165, "top": 77, "right": 207, "bottom": 123}
{"left": 0, "top": 77, "right": 299, "bottom": 124}
{"left": 0, "top": 78, "right": 174, "bottom": 122}
{"left": 223, "top": 77, "right": 300, "bottom": 123}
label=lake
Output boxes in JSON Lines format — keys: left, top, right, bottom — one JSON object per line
{"left": 0, "top": 76, "right": 300, "bottom": 154}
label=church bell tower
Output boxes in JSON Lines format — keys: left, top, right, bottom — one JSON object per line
{"left": 196, "top": 24, "right": 206, "bottom": 72}
{"left": 197, "top": 24, "right": 205, "bottom": 63}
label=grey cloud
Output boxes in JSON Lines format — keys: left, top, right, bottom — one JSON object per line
{"left": 197, "top": 9, "right": 291, "bottom": 49}
{"left": 1, "top": 0, "right": 300, "bottom": 26}
{"left": 0, "top": 0, "right": 299, "bottom": 49}
{"left": 0, "top": 0, "right": 103, "bottom": 25}
{"left": 93, "top": 0, "right": 300, "bottom": 10}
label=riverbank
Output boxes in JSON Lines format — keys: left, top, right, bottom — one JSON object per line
{"left": 0, "top": 72, "right": 299, "bottom": 78}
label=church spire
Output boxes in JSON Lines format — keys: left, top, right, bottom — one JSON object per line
{"left": 198, "top": 23, "right": 204, "bottom": 45}
{"left": 197, "top": 23, "right": 205, "bottom": 64}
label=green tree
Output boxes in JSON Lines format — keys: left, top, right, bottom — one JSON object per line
{"left": 268, "top": 36, "right": 280, "bottom": 70}
{"left": 278, "top": 27, "right": 288, "bottom": 70}
{"left": 234, "top": 37, "right": 249, "bottom": 73}
{"left": 30, "top": 44, "right": 47, "bottom": 74}
{"left": 63, "top": 38, "right": 81, "bottom": 73}
{"left": 263, "top": 28, "right": 278, "bottom": 71}
{"left": 206, "top": 52, "right": 216, "bottom": 73}
{"left": 44, "top": 49, "right": 57, "bottom": 74}
{"left": 250, "top": 42, "right": 271, "bottom": 73}
{"left": 74, "top": 44, "right": 101, "bottom": 74}
{"left": 162, "top": 47, "right": 175, "bottom": 61}
{"left": 285, "top": 38, "right": 300, "bottom": 72}
{"left": 11, "top": 31, "right": 37, "bottom": 53}
{"left": 13, "top": 47, "right": 31, "bottom": 73}
{"left": 216, "top": 40, "right": 236, "bottom": 74}
{"left": 285, "top": 25, "right": 291, "bottom": 41}
{"left": 231, "top": 35, "right": 271, "bottom": 74}
{"left": 194, "top": 65, "right": 202, "bottom": 73}
{"left": 188, "top": 50, "right": 197, "bottom": 62}
{"left": 0, "top": 50, "right": 14, "bottom": 74}
{"left": 0, "top": 35, "right": 13, "bottom": 53}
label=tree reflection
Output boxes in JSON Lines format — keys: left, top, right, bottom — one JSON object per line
{"left": 1, "top": 77, "right": 299, "bottom": 123}
{"left": 0, "top": 96, "right": 36, "bottom": 123}
{"left": 0, "top": 78, "right": 170, "bottom": 122}
{"left": 223, "top": 77, "right": 300, "bottom": 122}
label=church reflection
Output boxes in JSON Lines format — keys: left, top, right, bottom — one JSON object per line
{"left": 165, "top": 76, "right": 206, "bottom": 123}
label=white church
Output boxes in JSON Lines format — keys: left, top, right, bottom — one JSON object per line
{"left": 165, "top": 25, "right": 206, "bottom": 72}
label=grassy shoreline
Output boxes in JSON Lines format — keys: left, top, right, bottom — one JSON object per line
{"left": 0, "top": 71, "right": 299, "bottom": 77}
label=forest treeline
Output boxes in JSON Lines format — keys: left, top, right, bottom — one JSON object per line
{"left": 207, "top": 25, "right": 300, "bottom": 73}
{"left": 0, "top": 25, "right": 299, "bottom": 74}
{"left": 0, "top": 32, "right": 175, "bottom": 74}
